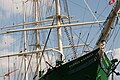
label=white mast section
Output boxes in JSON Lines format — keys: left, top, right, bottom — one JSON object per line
{"left": 23, "top": 2, "right": 27, "bottom": 52}
{"left": 33, "top": 0, "right": 40, "bottom": 80}
{"left": 55, "top": 0, "right": 64, "bottom": 60}
{"left": 22, "top": 2, "right": 28, "bottom": 80}
{"left": 34, "top": 0, "right": 39, "bottom": 49}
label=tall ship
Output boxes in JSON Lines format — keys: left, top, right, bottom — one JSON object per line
{"left": 0, "top": 0, "right": 120, "bottom": 80}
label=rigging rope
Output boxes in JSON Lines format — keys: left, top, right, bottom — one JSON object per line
{"left": 109, "top": 25, "right": 120, "bottom": 50}
{"left": 84, "top": 0, "right": 98, "bottom": 21}
{"left": 61, "top": 19, "right": 77, "bottom": 58}
{"left": 95, "top": 0, "right": 100, "bottom": 14}
{"left": 69, "top": 0, "right": 88, "bottom": 10}
{"left": 17, "top": 57, "right": 24, "bottom": 80}
{"left": 62, "top": 0, "right": 77, "bottom": 58}
{"left": 82, "top": 33, "right": 89, "bottom": 54}
{"left": 33, "top": 18, "right": 55, "bottom": 80}
{"left": 74, "top": 33, "right": 82, "bottom": 55}
{"left": 97, "top": 5, "right": 109, "bottom": 19}
{"left": 23, "top": 54, "right": 33, "bottom": 80}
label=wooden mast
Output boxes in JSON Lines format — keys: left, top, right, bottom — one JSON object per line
{"left": 96, "top": 0, "right": 120, "bottom": 47}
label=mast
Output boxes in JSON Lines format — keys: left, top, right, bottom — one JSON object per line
{"left": 22, "top": 1, "right": 28, "bottom": 80}
{"left": 33, "top": 0, "right": 40, "bottom": 80}
{"left": 55, "top": 0, "right": 64, "bottom": 60}
{"left": 23, "top": 1, "right": 27, "bottom": 52}
{"left": 8, "top": 56, "right": 10, "bottom": 80}
{"left": 96, "top": 0, "right": 120, "bottom": 47}
{"left": 34, "top": 0, "right": 39, "bottom": 49}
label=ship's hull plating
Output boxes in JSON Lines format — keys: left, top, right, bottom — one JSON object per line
{"left": 41, "top": 48, "right": 111, "bottom": 80}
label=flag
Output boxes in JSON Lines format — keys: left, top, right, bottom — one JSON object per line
{"left": 109, "top": 0, "right": 115, "bottom": 5}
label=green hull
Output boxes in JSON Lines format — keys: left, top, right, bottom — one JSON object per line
{"left": 41, "top": 48, "right": 111, "bottom": 80}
